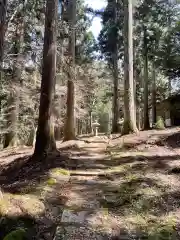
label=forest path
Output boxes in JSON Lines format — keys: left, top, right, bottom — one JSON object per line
{"left": 1, "top": 127, "right": 180, "bottom": 239}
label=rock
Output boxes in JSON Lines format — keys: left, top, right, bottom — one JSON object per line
{"left": 61, "top": 209, "right": 88, "bottom": 224}
{"left": 85, "top": 180, "right": 98, "bottom": 185}
{"left": 45, "top": 206, "right": 62, "bottom": 222}
{"left": 65, "top": 199, "right": 100, "bottom": 210}
{"left": 3, "top": 229, "right": 26, "bottom": 240}
{"left": 85, "top": 208, "right": 108, "bottom": 227}
{"left": 103, "top": 195, "right": 117, "bottom": 205}
{"left": 47, "top": 173, "right": 70, "bottom": 187}
{"left": 36, "top": 216, "right": 54, "bottom": 226}
{"left": 53, "top": 226, "right": 65, "bottom": 240}
{"left": 42, "top": 232, "right": 52, "bottom": 240}
{"left": 49, "top": 168, "right": 70, "bottom": 184}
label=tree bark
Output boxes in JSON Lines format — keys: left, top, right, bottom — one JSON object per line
{"left": 152, "top": 60, "right": 156, "bottom": 125}
{"left": 27, "top": 126, "right": 36, "bottom": 146}
{"left": 168, "top": 76, "right": 171, "bottom": 97}
{"left": 0, "top": 0, "right": 7, "bottom": 66}
{"left": 122, "top": 0, "right": 138, "bottom": 135}
{"left": 143, "top": 26, "right": 150, "bottom": 130}
{"left": 63, "top": 0, "right": 76, "bottom": 141}
{"left": 111, "top": 0, "right": 119, "bottom": 133}
{"left": 89, "top": 110, "right": 93, "bottom": 134}
{"left": 0, "top": 0, "right": 7, "bottom": 143}
{"left": 34, "top": 0, "right": 58, "bottom": 156}
{"left": 112, "top": 51, "right": 119, "bottom": 133}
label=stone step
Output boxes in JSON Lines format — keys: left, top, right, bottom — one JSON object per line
{"left": 61, "top": 208, "right": 108, "bottom": 226}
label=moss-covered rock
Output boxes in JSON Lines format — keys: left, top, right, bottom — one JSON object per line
{"left": 48, "top": 168, "right": 70, "bottom": 185}
{"left": 0, "top": 216, "right": 35, "bottom": 239}
{"left": 47, "top": 177, "right": 57, "bottom": 186}
{"left": 3, "top": 228, "right": 26, "bottom": 240}
{"left": 51, "top": 168, "right": 70, "bottom": 176}
{"left": 154, "top": 117, "right": 165, "bottom": 130}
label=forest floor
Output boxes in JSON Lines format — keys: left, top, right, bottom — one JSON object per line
{"left": 1, "top": 127, "right": 180, "bottom": 239}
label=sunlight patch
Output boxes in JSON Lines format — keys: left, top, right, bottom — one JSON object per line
{"left": 51, "top": 168, "right": 70, "bottom": 176}
{"left": 0, "top": 193, "right": 45, "bottom": 217}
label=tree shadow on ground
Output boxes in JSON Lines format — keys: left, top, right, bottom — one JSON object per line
{"left": 1, "top": 130, "right": 180, "bottom": 239}
{"left": 1, "top": 149, "right": 180, "bottom": 194}
{"left": 68, "top": 173, "right": 180, "bottom": 239}
{"left": 107, "top": 140, "right": 148, "bottom": 152}
{"left": 97, "top": 177, "right": 180, "bottom": 216}
{"left": 1, "top": 156, "right": 180, "bottom": 239}
{"left": 111, "top": 226, "right": 178, "bottom": 239}
{"left": 0, "top": 214, "right": 37, "bottom": 239}
{"left": 0, "top": 179, "right": 70, "bottom": 239}
{"left": 156, "top": 131, "right": 180, "bottom": 149}
{"left": 0, "top": 151, "right": 70, "bottom": 193}
{"left": 69, "top": 154, "right": 180, "bottom": 173}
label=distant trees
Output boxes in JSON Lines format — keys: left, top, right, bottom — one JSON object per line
{"left": 98, "top": 0, "right": 124, "bottom": 133}
{"left": 98, "top": 0, "right": 180, "bottom": 132}
{"left": 4, "top": 11, "right": 25, "bottom": 147}
{"left": 0, "top": 0, "right": 101, "bottom": 149}
{"left": 99, "top": 0, "right": 138, "bottom": 134}
{"left": 143, "top": 26, "right": 150, "bottom": 129}
{"left": 0, "top": 0, "right": 180, "bottom": 153}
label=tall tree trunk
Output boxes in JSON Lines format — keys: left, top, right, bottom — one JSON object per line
{"left": 63, "top": 0, "right": 76, "bottom": 141}
{"left": 136, "top": 70, "right": 142, "bottom": 130}
{"left": 34, "top": 0, "right": 58, "bottom": 156}
{"left": 27, "top": 126, "right": 36, "bottom": 146}
{"left": 0, "top": 0, "right": 7, "bottom": 69}
{"left": 168, "top": 76, "right": 171, "bottom": 97}
{"left": 152, "top": 60, "right": 156, "bottom": 125}
{"left": 133, "top": 64, "right": 137, "bottom": 127}
{"left": 112, "top": 51, "right": 119, "bottom": 133}
{"left": 122, "top": 0, "right": 138, "bottom": 135}
{"left": 0, "top": 0, "right": 7, "bottom": 146}
{"left": 143, "top": 27, "right": 150, "bottom": 130}
{"left": 112, "top": 0, "right": 119, "bottom": 133}
{"left": 4, "top": 20, "right": 24, "bottom": 148}
{"left": 89, "top": 110, "right": 93, "bottom": 134}
{"left": 167, "top": 1, "right": 171, "bottom": 98}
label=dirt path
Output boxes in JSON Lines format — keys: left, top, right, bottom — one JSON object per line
{"left": 1, "top": 128, "right": 180, "bottom": 239}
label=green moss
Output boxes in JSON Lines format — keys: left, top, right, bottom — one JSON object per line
{"left": 155, "top": 117, "right": 165, "bottom": 130}
{"left": 3, "top": 228, "right": 26, "bottom": 240}
{"left": 107, "top": 164, "right": 131, "bottom": 173}
{"left": 47, "top": 178, "right": 57, "bottom": 186}
{"left": 51, "top": 168, "right": 70, "bottom": 176}
{"left": 125, "top": 174, "right": 140, "bottom": 182}
{"left": 148, "top": 222, "right": 176, "bottom": 239}
{"left": 102, "top": 207, "right": 109, "bottom": 217}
